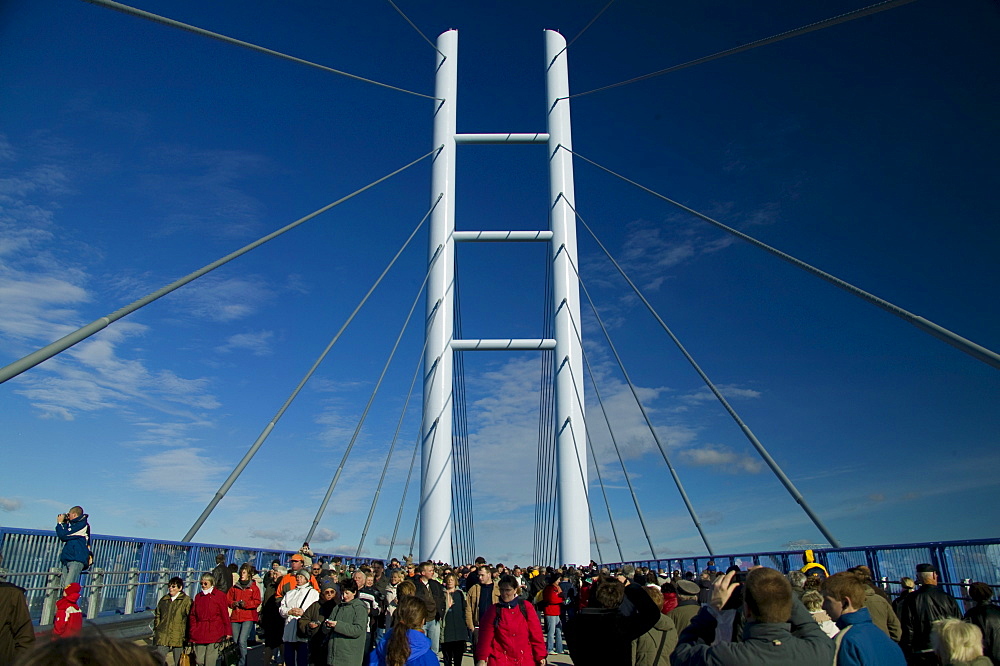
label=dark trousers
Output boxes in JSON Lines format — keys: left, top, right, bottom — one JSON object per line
{"left": 283, "top": 641, "right": 309, "bottom": 666}
{"left": 441, "top": 641, "right": 466, "bottom": 666}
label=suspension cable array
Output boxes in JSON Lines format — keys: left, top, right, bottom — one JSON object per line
{"left": 563, "top": 312, "right": 662, "bottom": 559}
{"left": 355, "top": 276, "right": 440, "bottom": 557}
{"left": 567, "top": 202, "right": 841, "bottom": 549}
{"left": 305, "top": 213, "right": 444, "bottom": 544}
{"left": 17, "top": 5, "right": 987, "bottom": 566}
{"left": 451, "top": 266, "right": 476, "bottom": 564}
{"left": 533, "top": 262, "right": 558, "bottom": 564}
{"left": 566, "top": 149, "right": 1000, "bottom": 371}
{"left": 387, "top": 434, "right": 421, "bottom": 560}
{"left": 183, "top": 195, "right": 439, "bottom": 543}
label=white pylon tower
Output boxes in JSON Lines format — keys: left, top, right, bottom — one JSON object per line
{"left": 420, "top": 29, "right": 589, "bottom": 566}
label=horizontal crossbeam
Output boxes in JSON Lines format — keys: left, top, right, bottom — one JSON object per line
{"left": 453, "top": 230, "right": 553, "bottom": 242}
{"left": 451, "top": 339, "right": 556, "bottom": 351}
{"left": 454, "top": 133, "right": 549, "bottom": 144}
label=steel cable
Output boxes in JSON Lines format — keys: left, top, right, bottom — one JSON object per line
{"left": 304, "top": 214, "right": 444, "bottom": 543}
{"left": 567, "top": 200, "right": 841, "bottom": 549}
{"left": 2, "top": 148, "right": 441, "bottom": 386}
{"left": 182, "top": 191, "right": 441, "bottom": 542}
{"left": 562, "top": 302, "right": 659, "bottom": 559}
{"left": 354, "top": 268, "right": 439, "bottom": 558}
{"left": 385, "top": 0, "right": 446, "bottom": 58}
{"left": 565, "top": 148, "right": 1000, "bottom": 371}
{"left": 80, "top": 0, "right": 438, "bottom": 100}
{"left": 558, "top": 238, "right": 715, "bottom": 554}
{"left": 569, "top": 0, "right": 920, "bottom": 99}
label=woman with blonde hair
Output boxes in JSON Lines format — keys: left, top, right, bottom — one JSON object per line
{"left": 369, "top": 594, "right": 438, "bottom": 666}
{"left": 189, "top": 572, "right": 233, "bottom": 666}
{"left": 932, "top": 618, "right": 991, "bottom": 665}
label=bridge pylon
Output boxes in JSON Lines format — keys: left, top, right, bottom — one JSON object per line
{"left": 420, "top": 29, "right": 589, "bottom": 566}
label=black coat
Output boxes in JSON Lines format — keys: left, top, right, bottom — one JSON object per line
{"left": 965, "top": 603, "right": 1000, "bottom": 665}
{"left": 565, "top": 584, "right": 660, "bottom": 666}
{"left": 899, "top": 585, "right": 962, "bottom": 655}
{"left": 414, "top": 577, "right": 447, "bottom": 621}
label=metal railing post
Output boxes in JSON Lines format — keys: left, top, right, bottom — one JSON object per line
{"left": 40, "top": 567, "right": 61, "bottom": 626}
{"left": 185, "top": 567, "right": 198, "bottom": 598}
{"left": 87, "top": 568, "right": 105, "bottom": 619}
{"left": 124, "top": 567, "right": 139, "bottom": 614}
{"left": 157, "top": 567, "right": 170, "bottom": 601}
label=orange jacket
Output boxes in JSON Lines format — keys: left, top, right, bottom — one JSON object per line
{"left": 275, "top": 572, "right": 319, "bottom": 598}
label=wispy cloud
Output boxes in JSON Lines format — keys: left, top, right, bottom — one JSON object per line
{"left": 677, "top": 443, "right": 763, "bottom": 474}
{"left": 1, "top": 135, "right": 221, "bottom": 423}
{"left": 164, "top": 275, "right": 276, "bottom": 323}
{"left": 140, "top": 145, "right": 270, "bottom": 240}
{"left": 14, "top": 323, "right": 220, "bottom": 420}
{"left": 132, "top": 447, "right": 222, "bottom": 499}
{"left": 678, "top": 384, "right": 762, "bottom": 406}
{"left": 216, "top": 330, "right": 275, "bottom": 356}
{"left": 585, "top": 216, "right": 737, "bottom": 294}
{"left": 0, "top": 497, "right": 22, "bottom": 512}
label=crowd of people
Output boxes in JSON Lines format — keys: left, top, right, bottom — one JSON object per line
{"left": 3, "top": 527, "right": 1000, "bottom": 666}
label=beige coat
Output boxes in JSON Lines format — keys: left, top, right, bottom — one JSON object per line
{"left": 465, "top": 582, "right": 501, "bottom": 629}
{"left": 865, "top": 587, "right": 902, "bottom": 641}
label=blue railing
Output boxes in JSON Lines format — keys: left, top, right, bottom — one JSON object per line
{"left": 5, "top": 524, "right": 997, "bottom": 624}
{"left": 0, "top": 526, "right": 369, "bottom": 624}
{"left": 604, "top": 537, "right": 1000, "bottom": 608}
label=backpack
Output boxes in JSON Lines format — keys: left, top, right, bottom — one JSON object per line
{"left": 493, "top": 599, "right": 530, "bottom": 630}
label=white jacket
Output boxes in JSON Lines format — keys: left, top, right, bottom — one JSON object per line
{"left": 279, "top": 584, "right": 319, "bottom": 642}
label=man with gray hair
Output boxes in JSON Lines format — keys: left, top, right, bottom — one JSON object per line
{"left": 898, "top": 563, "right": 961, "bottom": 665}
{"left": 788, "top": 570, "right": 807, "bottom": 600}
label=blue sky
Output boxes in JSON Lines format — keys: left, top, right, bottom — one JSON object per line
{"left": 1, "top": 0, "right": 998, "bottom": 566}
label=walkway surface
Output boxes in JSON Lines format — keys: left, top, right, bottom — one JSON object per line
{"left": 244, "top": 644, "right": 575, "bottom": 665}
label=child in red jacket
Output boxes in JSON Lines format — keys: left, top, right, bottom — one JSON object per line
{"left": 54, "top": 583, "right": 83, "bottom": 638}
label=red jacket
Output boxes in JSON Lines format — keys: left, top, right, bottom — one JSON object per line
{"left": 661, "top": 591, "right": 678, "bottom": 614}
{"left": 54, "top": 584, "right": 83, "bottom": 638}
{"left": 189, "top": 588, "right": 233, "bottom": 644}
{"left": 579, "top": 582, "right": 592, "bottom": 609}
{"left": 475, "top": 600, "right": 546, "bottom": 666}
{"left": 227, "top": 582, "right": 261, "bottom": 623}
{"left": 542, "top": 584, "right": 563, "bottom": 617}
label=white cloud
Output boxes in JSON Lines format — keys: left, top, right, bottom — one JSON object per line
{"left": 680, "top": 385, "right": 762, "bottom": 405}
{"left": 216, "top": 330, "right": 275, "bottom": 356}
{"left": 586, "top": 216, "right": 737, "bottom": 294}
{"left": 312, "top": 528, "right": 340, "bottom": 544}
{"left": 165, "top": 275, "right": 276, "bottom": 323}
{"left": 678, "top": 444, "right": 763, "bottom": 474}
{"left": 0, "top": 497, "right": 22, "bottom": 512}
{"left": 1, "top": 138, "right": 222, "bottom": 424}
{"left": 13, "top": 323, "right": 220, "bottom": 420}
{"left": 132, "top": 447, "right": 222, "bottom": 499}
{"left": 140, "top": 145, "right": 270, "bottom": 240}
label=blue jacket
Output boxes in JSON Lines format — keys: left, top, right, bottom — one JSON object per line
{"left": 835, "top": 607, "right": 905, "bottom": 666}
{"left": 56, "top": 514, "right": 90, "bottom": 565}
{"left": 368, "top": 628, "right": 437, "bottom": 666}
